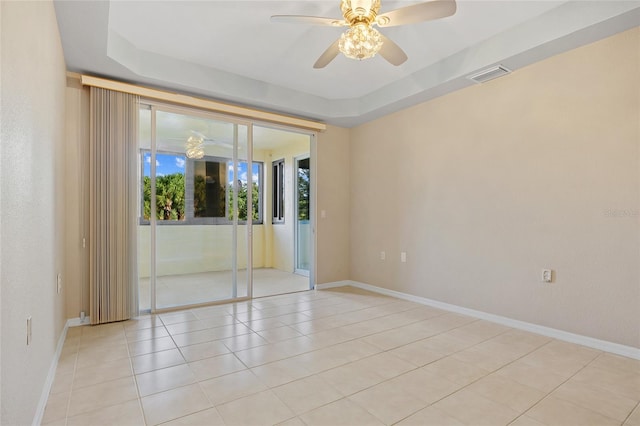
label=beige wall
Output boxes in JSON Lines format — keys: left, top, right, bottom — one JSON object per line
{"left": 0, "top": 1, "right": 68, "bottom": 424}
{"left": 316, "top": 125, "right": 351, "bottom": 284}
{"left": 349, "top": 28, "right": 640, "bottom": 348}
{"left": 64, "top": 83, "right": 90, "bottom": 319}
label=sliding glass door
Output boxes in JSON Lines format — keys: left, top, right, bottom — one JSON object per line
{"left": 138, "top": 105, "right": 252, "bottom": 311}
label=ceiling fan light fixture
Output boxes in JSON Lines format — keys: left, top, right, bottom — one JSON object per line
{"left": 272, "top": 0, "right": 456, "bottom": 68}
{"left": 185, "top": 135, "right": 205, "bottom": 159}
{"left": 338, "top": 23, "right": 383, "bottom": 60}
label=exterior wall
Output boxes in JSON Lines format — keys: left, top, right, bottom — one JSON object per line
{"left": 136, "top": 148, "right": 269, "bottom": 278}
{"left": 349, "top": 28, "right": 640, "bottom": 348}
{"left": 137, "top": 224, "right": 265, "bottom": 277}
{"left": 0, "top": 1, "right": 68, "bottom": 423}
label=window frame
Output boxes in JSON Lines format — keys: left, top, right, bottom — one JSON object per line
{"left": 139, "top": 149, "right": 263, "bottom": 225}
{"left": 272, "top": 158, "right": 285, "bottom": 224}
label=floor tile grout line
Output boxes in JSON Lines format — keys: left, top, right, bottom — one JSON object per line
{"left": 622, "top": 401, "right": 640, "bottom": 425}
{"left": 60, "top": 342, "right": 79, "bottom": 425}
{"left": 62, "top": 396, "right": 142, "bottom": 425}
{"left": 383, "top": 330, "right": 561, "bottom": 425}
{"left": 286, "top": 312, "right": 488, "bottom": 366}
{"left": 145, "top": 290, "right": 400, "bottom": 339}
{"left": 136, "top": 318, "right": 191, "bottom": 425}
{"left": 60, "top": 298, "right": 310, "bottom": 424}
{"left": 293, "top": 307, "right": 452, "bottom": 339}
{"left": 242, "top": 290, "right": 411, "bottom": 325}
{"left": 252, "top": 323, "right": 523, "bottom": 424}
{"left": 63, "top": 323, "right": 142, "bottom": 424}
{"left": 140, "top": 299, "right": 472, "bottom": 416}
{"left": 154, "top": 291, "right": 369, "bottom": 338}
{"left": 508, "top": 351, "right": 611, "bottom": 426}
{"left": 189, "top": 306, "right": 503, "bottom": 379}
{"left": 65, "top": 320, "right": 521, "bottom": 425}
{"left": 537, "top": 349, "right": 637, "bottom": 424}
{"left": 53, "top": 289, "right": 639, "bottom": 426}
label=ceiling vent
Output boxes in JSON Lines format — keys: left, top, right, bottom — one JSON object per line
{"left": 467, "top": 65, "right": 512, "bottom": 84}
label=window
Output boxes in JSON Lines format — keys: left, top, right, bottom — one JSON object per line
{"left": 192, "top": 158, "right": 227, "bottom": 219}
{"left": 227, "top": 161, "right": 263, "bottom": 223}
{"left": 141, "top": 150, "right": 262, "bottom": 224}
{"left": 297, "top": 157, "right": 310, "bottom": 221}
{"left": 272, "top": 159, "right": 285, "bottom": 223}
{"left": 142, "top": 152, "right": 186, "bottom": 222}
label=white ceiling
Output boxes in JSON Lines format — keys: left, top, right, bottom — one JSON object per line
{"left": 54, "top": 1, "right": 639, "bottom": 127}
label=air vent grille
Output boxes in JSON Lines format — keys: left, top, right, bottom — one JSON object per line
{"left": 467, "top": 65, "right": 512, "bottom": 84}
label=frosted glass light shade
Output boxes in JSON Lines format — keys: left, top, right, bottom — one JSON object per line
{"left": 338, "top": 23, "right": 383, "bottom": 60}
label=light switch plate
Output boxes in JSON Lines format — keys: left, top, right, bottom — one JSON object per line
{"left": 27, "top": 316, "right": 32, "bottom": 345}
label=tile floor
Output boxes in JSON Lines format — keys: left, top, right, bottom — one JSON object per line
{"left": 44, "top": 286, "right": 640, "bottom": 426}
{"left": 139, "top": 268, "right": 311, "bottom": 310}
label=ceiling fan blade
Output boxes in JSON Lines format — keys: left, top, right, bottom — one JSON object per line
{"left": 271, "top": 15, "right": 346, "bottom": 26}
{"left": 190, "top": 130, "right": 208, "bottom": 139}
{"left": 314, "top": 39, "right": 341, "bottom": 69}
{"left": 376, "top": 0, "right": 456, "bottom": 27}
{"left": 378, "top": 34, "right": 408, "bottom": 66}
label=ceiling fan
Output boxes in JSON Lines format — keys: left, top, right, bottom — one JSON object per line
{"left": 271, "top": 0, "right": 457, "bottom": 68}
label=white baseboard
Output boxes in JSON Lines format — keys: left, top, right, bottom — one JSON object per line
{"left": 32, "top": 321, "right": 68, "bottom": 426}
{"left": 32, "top": 318, "right": 90, "bottom": 425}
{"left": 319, "top": 280, "right": 640, "bottom": 360}
{"left": 67, "top": 316, "right": 91, "bottom": 327}
{"left": 315, "top": 280, "right": 352, "bottom": 290}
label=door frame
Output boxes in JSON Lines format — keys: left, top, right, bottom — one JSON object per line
{"left": 252, "top": 122, "right": 316, "bottom": 292}
{"left": 141, "top": 101, "right": 254, "bottom": 313}
{"left": 139, "top": 103, "right": 318, "bottom": 313}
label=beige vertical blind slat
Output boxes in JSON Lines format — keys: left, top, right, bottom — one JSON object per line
{"left": 89, "top": 87, "right": 139, "bottom": 325}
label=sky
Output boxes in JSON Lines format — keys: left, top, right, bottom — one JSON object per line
{"left": 143, "top": 152, "right": 259, "bottom": 183}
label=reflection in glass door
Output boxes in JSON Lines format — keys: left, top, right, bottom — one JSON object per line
{"left": 137, "top": 105, "right": 252, "bottom": 311}
{"left": 295, "top": 155, "right": 311, "bottom": 275}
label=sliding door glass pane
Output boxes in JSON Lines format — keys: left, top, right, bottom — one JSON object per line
{"left": 153, "top": 109, "right": 241, "bottom": 309}
{"left": 234, "top": 125, "right": 250, "bottom": 298}
{"left": 138, "top": 106, "right": 152, "bottom": 311}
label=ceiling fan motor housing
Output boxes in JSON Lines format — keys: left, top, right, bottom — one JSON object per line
{"left": 341, "top": 0, "right": 381, "bottom": 24}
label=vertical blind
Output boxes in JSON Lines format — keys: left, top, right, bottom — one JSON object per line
{"left": 89, "top": 87, "right": 139, "bottom": 324}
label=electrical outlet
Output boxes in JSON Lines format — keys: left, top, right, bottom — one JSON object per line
{"left": 401, "top": 252, "right": 407, "bottom": 263}
{"left": 380, "top": 251, "right": 386, "bottom": 260}
{"left": 57, "top": 273, "right": 62, "bottom": 294}
{"left": 542, "top": 269, "right": 553, "bottom": 283}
